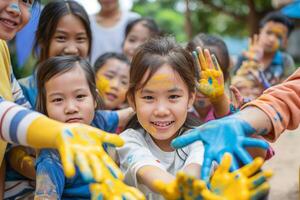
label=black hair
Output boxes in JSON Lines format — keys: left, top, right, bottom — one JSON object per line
{"left": 125, "top": 17, "right": 162, "bottom": 39}
{"left": 36, "top": 55, "right": 103, "bottom": 115}
{"left": 94, "top": 52, "right": 130, "bottom": 73}
{"left": 259, "top": 11, "right": 294, "bottom": 35}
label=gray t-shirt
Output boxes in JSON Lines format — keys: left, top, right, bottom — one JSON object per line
{"left": 89, "top": 11, "right": 140, "bottom": 65}
{"left": 116, "top": 128, "right": 204, "bottom": 200}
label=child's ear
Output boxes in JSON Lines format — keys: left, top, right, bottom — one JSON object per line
{"left": 188, "top": 92, "right": 196, "bottom": 109}
{"left": 127, "top": 94, "right": 136, "bottom": 111}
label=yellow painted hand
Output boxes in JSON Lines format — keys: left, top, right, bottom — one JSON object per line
{"left": 90, "top": 178, "right": 145, "bottom": 200}
{"left": 55, "top": 123, "right": 124, "bottom": 182}
{"left": 154, "top": 171, "right": 218, "bottom": 200}
{"left": 96, "top": 75, "right": 110, "bottom": 96}
{"left": 243, "top": 34, "right": 263, "bottom": 62}
{"left": 209, "top": 153, "right": 272, "bottom": 200}
{"left": 193, "top": 47, "right": 224, "bottom": 100}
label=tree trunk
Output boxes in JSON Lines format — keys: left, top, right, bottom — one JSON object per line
{"left": 184, "top": 0, "right": 193, "bottom": 40}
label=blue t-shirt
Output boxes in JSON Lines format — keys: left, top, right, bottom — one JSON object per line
{"left": 35, "top": 110, "right": 119, "bottom": 199}
{"left": 18, "top": 73, "right": 37, "bottom": 108}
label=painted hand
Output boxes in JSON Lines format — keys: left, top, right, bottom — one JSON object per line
{"left": 193, "top": 47, "right": 224, "bottom": 100}
{"left": 171, "top": 115, "right": 269, "bottom": 183}
{"left": 56, "top": 124, "right": 124, "bottom": 182}
{"left": 210, "top": 153, "right": 272, "bottom": 200}
{"left": 154, "top": 171, "right": 216, "bottom": 200}
{"left": 242, "top": 35, "right": 263, "bottom": 62}
{"left": 90, "top": 178, "right": 145, "bottom": 200}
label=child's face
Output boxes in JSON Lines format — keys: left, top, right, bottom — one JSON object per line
{"left": 131, "top": 64, "right": 195, "bottom": 150}
{"left": 0, "top": 1, "right": 31, "bottom": 40}
{"left": 194, "top": 92, "right": 211, "bottom": 110}
{"left": 96, "top": 58, "right": 130, "bottom": 110}
{"left": 258, "top": 21, "right": 288, "bottom": 53}
{"left": 45, "top": 64, "right": 96, "bottom": 125}
{"left": 48, "top": 14, "right": 89, "bottom": 58}
{"left": 233, "top": 78, "right": 262, "bottom": 100}
{"left": 123, "top": 22, "right": 151, "bottom": 60}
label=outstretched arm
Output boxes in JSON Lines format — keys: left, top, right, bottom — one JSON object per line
{"left": 0, "top": 98, "right": 124, "bottom": 182}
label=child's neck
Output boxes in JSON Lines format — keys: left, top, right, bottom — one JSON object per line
{"left": 261, "top": 51, "right": 276, "bottom": 69}
{"left": 97, "top": 9, "right": 121, "bottom": 27}
{"left": 195, "top": 106, "right": 211, "bottom": 122}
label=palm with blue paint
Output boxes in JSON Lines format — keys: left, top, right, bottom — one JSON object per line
{"left": 171, "top": 114, "right": 269, "bottom": 183}
{"left": 192, "top": 47, "right": 224, "bottom": 100}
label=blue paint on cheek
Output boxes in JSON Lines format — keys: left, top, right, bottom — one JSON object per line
{"left": 196, "top": 100, "right": 206, "bottom": 108}
{"left": 208, "top": 77, "right": 213, "bottom": 85}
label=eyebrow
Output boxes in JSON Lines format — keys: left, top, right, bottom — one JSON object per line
{"left": 55, "top": 30, "right": 87, "bottom": 35}
{"left": 141, "top": 87, "right": 183, "bottom": 94}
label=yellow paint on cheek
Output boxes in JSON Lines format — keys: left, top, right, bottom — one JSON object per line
{"left": 96, "top": 76, "right": 110, "bottom": 96}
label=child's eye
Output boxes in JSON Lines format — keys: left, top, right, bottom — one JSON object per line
{"left": 52, "top": 98, "right": 63, "bottom": 103}
{"left": 55, "top": 36, "right": 66, "bottom": 42}
{"left": 77, "top": 94, "right": 86, "bottom": 99}
{"left": 77, "top": 37, "right": 87, "bottom": 43}
{"left": 121, "top": 80, "right": 128, "bottom": 86}
{"left": 142, "top": 96, "right": 154, "bottom": 100}
{"left": 169, "top": 95, "right": 181, "bottom": 100}
{"left": 21, "top": 0, "right": 34, "bottom": 7}
{"left": 104, "top": 74, "right": 114, "bottom": 80}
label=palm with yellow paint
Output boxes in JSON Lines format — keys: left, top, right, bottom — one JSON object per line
{"left": 209, "top": 153, "right": 272, "bottom": 200}
{"left": 193, "top": 47, "right": 224, "bottom": 100}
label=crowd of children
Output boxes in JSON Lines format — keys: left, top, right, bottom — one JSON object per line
{"left": 0, "top": 0, "right": 298, "bottom": 199}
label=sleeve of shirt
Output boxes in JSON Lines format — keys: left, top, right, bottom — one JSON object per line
{"left": 35, "top": 149, "right": 64, "bottom": 199}
{"left": 243, "top": 68, "right": 300, "bottom": 142}
{"left": 183, "top": 139, "right": 204, "bottom": 167}
{"left": 10, "top": 71, "right": 31, "bottom": 109}
{"left": 116, "top": 129, "right": 166, "bottom": 188}
{"left": 282, "top": 53, "right": 296, "bottom": 79}
{"left": 93, "top": 110, "right": 119, "bottom": 132}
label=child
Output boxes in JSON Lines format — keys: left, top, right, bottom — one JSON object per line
{"left": 94, "top": 52, "right": 130, "bottom": 110}
{"left": 186, "top": 34, "right": 231, "bottom": 123}
{"left": 0, "top": 1, "right": 123, "bottom": 199}
{"left": 89, "top": 0, "right": 140, "bottom": 64}
{"left": 34, "top": 55, "right": 138, "bottom": 199}
{"left": 116, "top": 37, "right": 204, "bottom": 199}
{"left": 19, "top": 0, "right": 92, "bottom": 107}
{"left": 233, "top": 11, "right": 295, "bottom": 85}
{"left": 123, "top": 18, "right": 161, "bottom": 61}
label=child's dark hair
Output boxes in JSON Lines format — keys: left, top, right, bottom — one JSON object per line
{"left": 259, "top": 11, "right": 294, "bottom": 35}
{"left": 126, "top": 37, "right": 201, "bottom": 130}
{"left": 186, "top": 33, "right": 230, "bottom": 81}
{"left": 125, "top": 18, "right": 162, "bottom": 39}
{"left": 94, "top": 52, "right": 130, "bottom": 73}
{"left": 36, "top": 56, "right": 102, "bottom": 115}
{"left": 34, "top": 0, "right": 92, "bottom": 64}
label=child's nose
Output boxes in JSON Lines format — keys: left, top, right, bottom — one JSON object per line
{"left": 65, "top": 101, "right": 79, "bottom": 114}
{"left": 7, "top": 2, "right": 21, "bottom": 16}
{"left": 64, "top": 44, "right": 79, "bottom": 56}
{"left": 154, "top": 103, "right": 170, "bottom": 116}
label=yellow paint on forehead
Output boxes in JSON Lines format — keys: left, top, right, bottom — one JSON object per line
{"left": 145, "top": 73, "right": 176, "bottom": 89}
{"left": 271, "top": 26, "right": 285, "bottom": 37}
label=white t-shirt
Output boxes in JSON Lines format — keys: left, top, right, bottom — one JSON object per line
{"left": 89, "top": 11, "right": 140, "bottom": 65}
{"left": 116, "top": 128, "right": 204, "bottom": 200}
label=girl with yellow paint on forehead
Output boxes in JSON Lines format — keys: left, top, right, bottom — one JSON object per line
{"left": 116, "top": 37, "right": 205, "bottom": 200}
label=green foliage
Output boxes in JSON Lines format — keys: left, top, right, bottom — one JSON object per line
{"left": 132, "top": 0, "right": 273, "bottom": 42}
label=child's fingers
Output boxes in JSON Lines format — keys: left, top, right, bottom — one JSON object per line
{"left": 192, "top": 51, "right": 202, "bottom": 78}
{"left": 211, "top": 54, "right": 221, "bottom": 72}
{"left": 196, "top": 47, "right": 207, "bottom": 70}
{"left": 99, "top": 149, "right": 124, "bottom": 180}
{"left": 75, "top": 152, "right": 93, "bottom": 182}
{"left": 58, "top": 135, "right": 75, "bottom": 178}
{"left": 249, "top": 182, "right": 270, "bottom": 200}
{"left": 88, "top": 153, "right": 106, "bottom": 182}
{"left": 204, "top": 49, "right": 213, "bottom": 69}
{"left": 248, "top": 170, "right": 273, "bottom": 189}
{"left": 239, "top": 157, "right": 263, "bottom": 177}
{"left": 124, "top": 186, "right": 146, "bottom": 200}
{"left": 215, "top": 153, "right": 232, "bottom": 174}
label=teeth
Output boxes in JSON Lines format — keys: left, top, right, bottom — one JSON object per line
{"left": 152, "top": 121, "right": 173, "bottom": 127}
{"left": 2, "top": 19, "right": 16, "bottom": 26}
